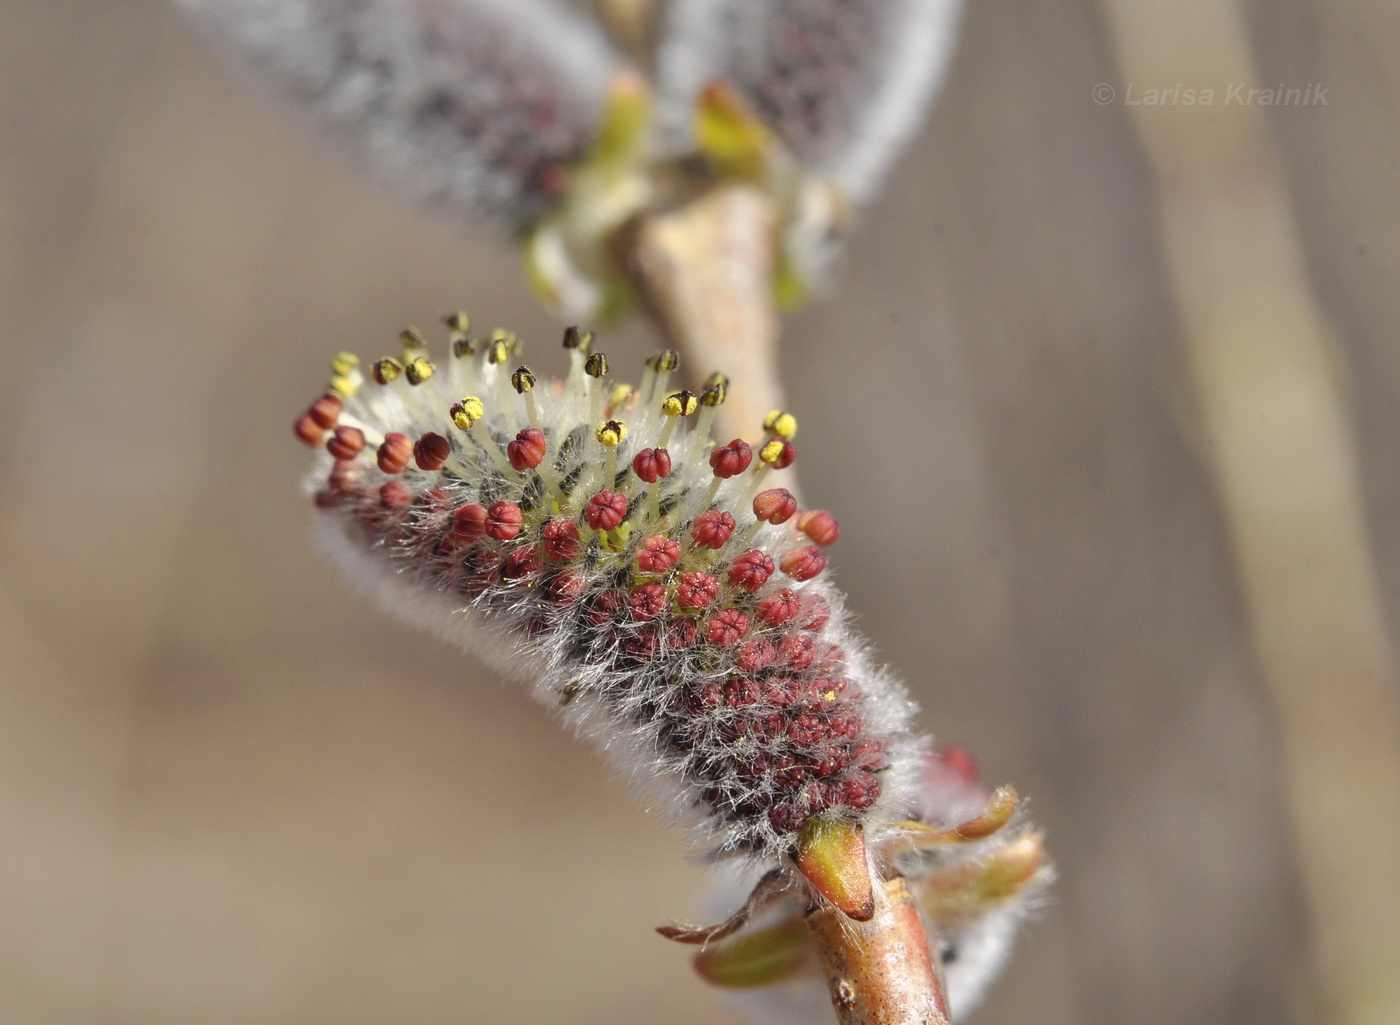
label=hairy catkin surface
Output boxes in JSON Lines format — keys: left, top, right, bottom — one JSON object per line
{"left": 179, "top": 0, "right": 619, "bottom": 228}
{"left": 654, "top": 0, "right": 963, "bottom": 202}
{"left": 296, "top": 330, "right": 927, "bottom": 865}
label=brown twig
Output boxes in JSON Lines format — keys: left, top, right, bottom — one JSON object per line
{"left": 625, "top": 183, "right": 786, "bottom": 447}
{"left": 805, "top": 875, "right": 951, "bottom": 1025}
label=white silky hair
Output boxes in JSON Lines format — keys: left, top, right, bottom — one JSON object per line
{"left": 180, "top": 0, "right": 962, "bottom": 225}
{"left": 653, "top": 0, "right": 964, "bottom": 203}
{"left": 315, "top": 501, "right": 928, "bottom": 864}
{"left": 177, "top": 0, "right": 622, "bottom": 228}
{"left": 303, "top": 337, "right": 930, "bottom": 864}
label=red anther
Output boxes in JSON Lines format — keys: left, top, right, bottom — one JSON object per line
{"left": 838, "top": 771, "right": 881, "bottom": 810}
{"left": 707, "top": 608, "right": 749, "bottom": 646}
{"left": 377, "top": 432, "right": 413, "bottom": 474}
{"left": 723, "top": 677, "right": 761, "bottom": 708}
{"left": 486, "top": 500, "right": 524, "bottom": 541}
{"left": 465, "top": 547, "right": 503, "bottom": 584}
{"left": 413, "top": 432, "right": 452, "bottom": 471}
{"left": 939, "top": 744, "right": 981, "bottom": 786}
{"left": 325, "top": 426, "right": 365, "bottom": 461}
{"left": 294, "top": 412, "right": 326, "bottom": 447}
{"left": 797, "top": 509, "right": 840, "bottom": 546}
{"left": 827, "top": 710, "right": 864, "bottom": 739}
{"left": 773, "top": 755, "right": 808, "bottom": 790}
{"left": 727, "top": 550, "right": 775, "bottom": 592}
{"left": 734, "top": 638, "right": 776, "bottom": 674}
{"left": 813, "top": 642, "right": 845, "bottom": 673}
{"left": 584, "top": 589, "right": 626, "bottom": 626}
{"left": 676, "top": 572, "right": 720, "bottom": 610}
{"left": 709, "top": 439, "right": 753, "bottom": 478}
{"left": 507, "top": 427, "right": 547, "bottom": 471}
{"left": 308, "top": 393, "right": 343, "bottom": 430}
{"left": 766, "top": 438, "right": 796, "bottom": 469}
{"left": 379, "top": 480, "right": 413, "bottom": 511}
{"left": 452, "top": 502, "right": 489, "bottom": 541}
{"left": 637, "top": 534, "right": 681, "bottom": 573}
{"left": 737, "top": 754, "right": 773, "bottom": 782}
{"left": 328, "top": 459, "right": 360, "bottom": 492}
{"left": 778, "top": 634, "right": 817, "bottom": 671}
{"left": 755, "top": 588, "right": 800, "bottom": 627}
{"left": 503, "top": 545, "right": 544, "bottom": 579}
{"left": 666, "top": 617, "right": 700, "bottom": 650}
{"left": 687, "top": 681, "right": 724, "bottom": 714}
{"left": 764, "top": 675, "right": 804, "bottom": 707}
{"left": 769, "top": 803, "right": 807, "bottom": 834}
{"left": 632, "top": 447, "right": 672, "bottom": 483}
{"left": 799, "top": 594, "right": 831, "bottom": 631}
{"left": 780, "top": 545, "right": 826, "bottom": 581}
{"left": 852, "top": 737, "right": 889, "bottom": 772}
{"left": 629, "top": 582, "right": 667, "bottom": 621}
{"left": 801, "top": 780, "right": 835, "bottom": 815}
{"left": 626, "top": 625, "right": 662, "bottom": 662}
{"left": 541, "top": 518, "right": 581, "bottom": 561}
{"left": 313, "top": 489, "right": 340, "bottom": 509}
{"left": 549, "top": 568, "right": 588, "bottom": 603}
{"left": 787, "top": 713, "right": 828, "bottom": 748}
{"left": 752, "top": 488, "right": 798, "bottom": 525}
{"left": 419, "top": 488, "right": 452, "bottom": 515}
{"left": 752, "top": 713, "right": 787, "bottom": 744}
{"left": 691, "top": 510, "right": 736, "bottom": 549}
{"left": 583, "top": 490, "right": 628, "bottom": 531}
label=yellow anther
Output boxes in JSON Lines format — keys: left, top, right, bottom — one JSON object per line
{"left": 647, "top": 348, "right": 680, "bottom": 372}
{"left": 596, "top": 419, "right": 628, "bottom": 447}
{"left": 451, "top": 396, "right": 486, "bottom": 430}
{"left": 585, "top": 352, "right": 609, "bottom": 378}
{"left": 330, "top": 351, "right": 360, "bottom": 377}
{"left": 487, "top": 338, "right": 510, "bottom": 365}
{"left": 372, "top": 357, "right": 403, "bottom": 385}
{"left": 328, "top": 374, "right": 358, "bottom": 398}
{"left": 663, "top": 390, "right": 698, "bottom": 417}
{"left": 489, "top": 328, "right": 521, "bottom": 357}
{"left": 441, "top": 311, "right": 470, "bottom": 335}
{"left": 399, "top": 327, "right": 427, "bottom": 353}
{"left": 452, "top": 337, "right": 477, "bottom": 359}
{"left": 763, "top": 409, "right": 798, "bottom": 440}
{"left": 404, "top": 357, "right": 436, "bottom": 385}
{"left": 700, "top": 375, "right": 729, "bottom": 407}
{"left": 609, "top": 383, "right": 635, "bottom": 409}
{"left": 512, "top": 366, "right": 537, "bottom": 394}
{"left": 562, "top": 325, "right": 593, "bottom": 352}
{"left": 759, "top": 438, "right": 786, "bottom": 465}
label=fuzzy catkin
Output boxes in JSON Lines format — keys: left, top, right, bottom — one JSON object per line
{"left": 653, "top": 0, "right": 964, "bottom": 203}
{"left": 178, "top": 0, "right": 620, "bottom": 229}
{"left": 296, "top": 330, "right": 928, "bottom": 865}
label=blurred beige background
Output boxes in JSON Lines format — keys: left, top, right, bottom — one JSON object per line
{"left": 2, "top": 1, "right": 1398, "bottom": 1023}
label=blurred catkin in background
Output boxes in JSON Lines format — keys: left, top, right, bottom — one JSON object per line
{"left": 1, "top": 2, "right": 1398, "bottom": 1024}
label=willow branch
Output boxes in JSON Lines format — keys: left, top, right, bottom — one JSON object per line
{"left": 625, "top": 183, "right": 786, "bottom": 448}
{"left": 806, "top": 875, "right": 952, "bottom": 1025}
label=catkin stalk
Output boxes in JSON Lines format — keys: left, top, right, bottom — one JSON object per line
{"left": 805, "top": 876, "right": 951, "bottom": 1025}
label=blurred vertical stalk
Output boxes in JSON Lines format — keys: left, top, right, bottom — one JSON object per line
{"left": 627, "top": 183, "right": 787, "bottom": 446}
{"left": 1098, "top": 2, "right": 1400, "bottom": 1022}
